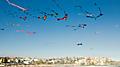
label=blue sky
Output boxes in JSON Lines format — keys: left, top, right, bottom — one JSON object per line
{"left": 0, "top": 0, "right": 120, "bottom": 60}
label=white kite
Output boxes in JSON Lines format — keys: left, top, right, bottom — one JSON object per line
{"left": 6, "top": 0, "right": 27, "bottom": 11}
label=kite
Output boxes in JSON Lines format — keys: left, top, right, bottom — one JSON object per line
{"left": 51, "top": 0, "right": 69, "bottom": 21}
{"left": 75, "top": 3, "right": 103, "bottom": 20}
{"left": 51, "top": 10, "right": 59, "bottom": 17}
{"left": 43, "top": 15, "right": 47, "bottom": 21}
{"left": 78, "top": 24, "right": 87, "bottom": 29}
{"left": 39, "top": 11, "right": 48, "bottom": 21}
{"left": 66, "top": 24, "right": 87, "bottom": 31}
{"left": 26, "top": 31, "right": 36, "bottom": 35}
{"left": 77, "top": 43, "right": 83, "bottom": 46}
{"left": 0, "top": 28, "right": 5, "bottom": 31}
{"left": 95, "top": 7, "right": 103, "bottom": 19}
{"left": 85, "top": 7, "right": 103, "bottom": 20}
{"left": 57, "top": 13, "right": 68, "bottom": 21}
{"left": 16, "top": 30, "right": 25, "bottom": 33}
{"left": 16, "top": 29, "right": 36, "bottom": 35}
{"left": 37, "top": 16, "right": 41, "bottom": 20}
{"left": 19, "top": 16, "right": 27, "bottom": 21}
{"left": 6, "top": 0, "right": 27, "bottom": 11}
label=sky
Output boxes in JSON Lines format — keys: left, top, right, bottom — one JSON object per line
{"left": 0, "top": 0, "right": 120, "bottom": 60}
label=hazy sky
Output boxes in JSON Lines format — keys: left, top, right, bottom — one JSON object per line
{"left": 0, "top": 0, "right": 120, "bottom": 60}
